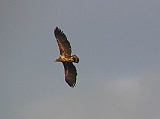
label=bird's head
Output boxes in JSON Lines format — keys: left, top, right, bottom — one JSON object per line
{"left": 54, "top": 58, "right": 61, "bottom": 62}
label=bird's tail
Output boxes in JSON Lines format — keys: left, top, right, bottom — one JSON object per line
{"left": 72, "top": 55, "right": 79, "bottom": 63}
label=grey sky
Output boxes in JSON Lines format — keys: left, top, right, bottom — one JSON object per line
{"left": 1, "top": 0, "right": 160, "bottom": 119}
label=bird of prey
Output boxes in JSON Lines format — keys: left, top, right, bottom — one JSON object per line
{"left": 54, "top": 27, "right": 79, "bottom": 87}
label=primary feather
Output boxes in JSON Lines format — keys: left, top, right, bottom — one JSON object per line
{"left": 54, "top": 27, "right": 71, "bottom": 56}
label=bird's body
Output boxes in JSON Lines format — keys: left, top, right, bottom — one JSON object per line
{"left": 55, "top": 54, "right": 79, "bottom": 63}
{"left": 54, "top": 27, "right": 79, "bottom": 87}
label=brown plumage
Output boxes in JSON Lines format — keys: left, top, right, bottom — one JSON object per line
{"left": 54, "top": 27, "right": 79, "bottom": 87}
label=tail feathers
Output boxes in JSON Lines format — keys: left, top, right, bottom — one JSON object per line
{"left": 72, "top": 55, "right": 79, "bottom": 63}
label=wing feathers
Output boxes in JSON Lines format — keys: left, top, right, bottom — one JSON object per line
{"left": 63, "top": 62, "right": 77, "bottom": 87}
{"left": 54, "top": 27, "right": 78, "bottom": 87}
{"left": 54, "top": 27, "right": 71, "bottom": 56}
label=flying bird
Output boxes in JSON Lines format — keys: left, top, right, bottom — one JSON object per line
{"left": 54, "top": 27, "right": 79, "bottom": 87}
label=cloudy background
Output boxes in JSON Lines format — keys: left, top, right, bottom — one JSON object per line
{"left": 1, "top": 0, "right": 160, "bottom": 119}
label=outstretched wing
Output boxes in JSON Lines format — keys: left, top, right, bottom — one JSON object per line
{"left": 54, "top": 27, "right": 71, "bottom": 56}
{"left": 63, "top": 62, "right": 77, "bottom": 87}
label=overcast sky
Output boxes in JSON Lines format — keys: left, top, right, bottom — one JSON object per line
{"left": 1, "top": 0, "right": 160, "bottom": 119}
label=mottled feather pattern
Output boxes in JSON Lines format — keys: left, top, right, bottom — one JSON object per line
{"left": 63, "top": 62, "right": 77, "bottom": 87}
{"left": 54, "top": 27, "right": 71, "bottom": 56}
{"left": 54, "top": 27, "right": 79, "bottom": 87}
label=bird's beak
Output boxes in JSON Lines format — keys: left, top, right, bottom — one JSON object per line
{"left": 54, "top": 59, "right": 59, "bottom": 62}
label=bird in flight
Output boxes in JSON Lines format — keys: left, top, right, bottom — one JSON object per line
{"left": 54, "top": 27, "right": 79, "bottom": 87}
